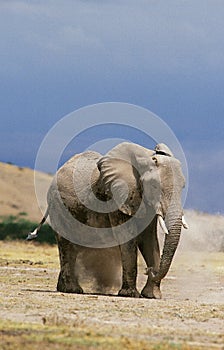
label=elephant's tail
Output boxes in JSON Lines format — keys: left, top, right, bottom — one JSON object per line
{"left": 26, "top": 208, "right": 49, "bottom": 241}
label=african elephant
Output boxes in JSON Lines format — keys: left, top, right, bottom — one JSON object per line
{"left": 27, "top": 142, "right": 188, "bottom": 298}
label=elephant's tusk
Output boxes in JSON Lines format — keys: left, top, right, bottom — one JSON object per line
{"left": 182, "top": 215, "right": 189, "bottom": 229}
{"left": 158, "top": 215, "right": 169, "bottom": 235}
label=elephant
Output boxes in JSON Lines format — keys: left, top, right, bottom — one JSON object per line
{"left": 27, "top": 142, "right": 188, "bottom": 298}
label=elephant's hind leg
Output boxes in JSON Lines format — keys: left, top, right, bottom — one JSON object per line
{"left": 56, "top": 234, "right": 83, "bottom": 294}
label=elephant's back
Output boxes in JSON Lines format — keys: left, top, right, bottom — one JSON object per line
{"left": 50, "top": 151, "right": 102, "bottom": 210}
{"left": 47, "top": 151, "right": 111, "bottom": 225}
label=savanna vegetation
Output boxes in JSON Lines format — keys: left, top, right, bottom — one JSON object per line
{"left": 0, "top": 213, "right": 55, "bottom": 244}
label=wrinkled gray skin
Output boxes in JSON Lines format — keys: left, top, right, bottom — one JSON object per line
{"left": 47, "top": 142, "right": 185, "bottom": 298}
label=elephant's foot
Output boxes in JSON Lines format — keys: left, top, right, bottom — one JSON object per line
{"left": 57, "top": 272, "right": 83, "bottom": 294}
{"left": 118, "top": 287, "right": 141, "bottom": 298}
{"left": 141, "top": 284, "right": 162, "bottom": 299}
{"left": 57, "top": 283, "right": 84, "bottom": 294}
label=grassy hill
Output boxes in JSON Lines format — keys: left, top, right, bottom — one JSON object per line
{"left": 0, "top": 162, "right": 52, "bottom": 222}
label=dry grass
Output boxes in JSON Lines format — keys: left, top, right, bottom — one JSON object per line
{"left": 0, "top": 240, "right": 58, "bottom": 268}
{"left": 0, "top": 241, "right": 223, "bottom": 350}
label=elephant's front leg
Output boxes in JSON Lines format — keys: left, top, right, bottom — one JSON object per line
{"left": 109, "top": 211, "right": 140, "bottom": 298}
{"left": 118, "top": 239, "right": 140, "bottom": 298}
{"left": 55, "top": 234, "right": 83, "bottom": 294}
{"left": 138, "top": 217, "right": 162, "bottom": 299}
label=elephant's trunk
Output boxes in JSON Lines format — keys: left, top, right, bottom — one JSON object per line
{"left": 150, "top": 213, "right": 182, "bottom": 283}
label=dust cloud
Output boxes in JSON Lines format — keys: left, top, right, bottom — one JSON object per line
{"left": 76, "top": 247, "right": 122, "bottom": 294}
{"left": 179, "top": 210, "right": 224, "bottom": 252}
{"left": 173, "top": 210, "right": 224, "bottom": 304}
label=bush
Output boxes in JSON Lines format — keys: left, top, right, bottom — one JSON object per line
{"left": 0, "top": 215, "right": 56, "bottom": 244}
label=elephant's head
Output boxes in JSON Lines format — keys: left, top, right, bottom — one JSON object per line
{"left": 97, "top": 142, "right": 186, "bottom": 283}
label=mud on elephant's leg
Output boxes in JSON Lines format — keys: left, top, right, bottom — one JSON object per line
{"left": 55, "top": 234, "right": 83, "bottom": 294}
{"left": 138, "top": 218, "right": 162, "bottom": 299}
{"left": 118, "top": 239, "right": 140, "bottom": 298}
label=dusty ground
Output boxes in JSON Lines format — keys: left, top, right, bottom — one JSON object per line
{"left": 0, "top": 241, "right": 223, "bottom": 349}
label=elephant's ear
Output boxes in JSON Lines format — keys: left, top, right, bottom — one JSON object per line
{"left": 97, "top": 155, "right": 145, "bottom": 217}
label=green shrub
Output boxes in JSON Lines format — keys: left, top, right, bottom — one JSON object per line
{"left": 18, "top": 211, "right": 28, "bottom": 216}
{"left": 0, "top": 215, "right": 56, "bottom": 244}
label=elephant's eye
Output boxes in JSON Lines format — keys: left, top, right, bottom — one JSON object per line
{"left": 152, "top": 156, "right": 158, "bottom": 166}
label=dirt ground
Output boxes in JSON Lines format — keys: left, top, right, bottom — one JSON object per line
{"left": 0, "top": 241, "right": 223, "bottom": 350}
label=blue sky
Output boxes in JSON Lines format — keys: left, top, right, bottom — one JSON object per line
{"left": 0, "top": 0, "right": 224, "bottom": 213}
